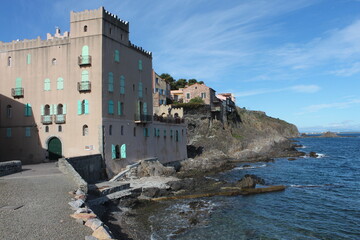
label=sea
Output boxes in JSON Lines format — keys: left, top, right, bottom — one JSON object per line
{"left": 145, "top": 134, "right": 360, "bottom": 240}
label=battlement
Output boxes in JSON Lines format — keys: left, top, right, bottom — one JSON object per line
{"left": 0, "top": 36, "right": 70, "bottom": 52}
{"left": 71, "top": 7, "right": 129, "bottom": 33}
{"left": 129, "top": 41, "right": 152, "bottom": 57}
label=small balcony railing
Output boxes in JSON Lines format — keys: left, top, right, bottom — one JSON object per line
{"left": 78, "top": 55, "right": 92, "bottom": 66}
{"left": 41, "top": 115, "right": 53, "bottom": 125}
{"left": 134, "top": 113, "right": 152, "bottom": 123}
{"left": 11, "top": 88, "right": 24, "bottom": 98}
{"left": 78, "top": 81, "right": 91, "bottom": 92}
{"left": 153, "top": 115, "right": 185, "bottom": 124}
{"left": 55, "top": 114, "right": 66, "bottom": 124}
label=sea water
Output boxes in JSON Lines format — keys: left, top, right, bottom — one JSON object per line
{"left": 148, "top": 134, "right": 360, "bottom": 239}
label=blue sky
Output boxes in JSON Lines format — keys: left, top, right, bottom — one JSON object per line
{"left": 1, "top": 0, "right": 360, "bottom": 132}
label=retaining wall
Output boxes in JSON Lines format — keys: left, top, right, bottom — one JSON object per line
{"left": 0, "top": 160, "right": 22, "bottom": 177}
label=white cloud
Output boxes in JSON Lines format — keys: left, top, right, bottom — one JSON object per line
{"left": 290, "top": 85, "right": 321, "bottom": 93}
{"left": 235, "top": 84, "right": 320, "bottom": 97}
{"left": 301, "top": 99, "right": 360, "bottom": 113}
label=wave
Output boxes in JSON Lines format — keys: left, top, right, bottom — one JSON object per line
{"left": 289, "top": 184, "right": 337, "bottom": 188}
{"left": 234, "top": 164, "right": 267, "bottom": 170}
{"left": 317, "top": 153, "right": 325, "bottom": 158}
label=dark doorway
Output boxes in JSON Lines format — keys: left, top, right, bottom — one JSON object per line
{"left": 48, "top": 137, "right": 62, "bottom": 160}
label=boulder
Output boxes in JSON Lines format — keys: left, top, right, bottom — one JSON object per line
{"left": 92, "top": 226, "right": 113, "bottom": 239}
{"left": 70, "top": 213, "right": 96, "bottom": 221}
{"left": 68, "top": 199, "right": 85, "bottom": 210}
{"left": 237, "top": 174, "right": 265, "bottom": 188}
{"left": 136, "top": 160, "right": 176, "bottom": 177}
{"left": 309, "top": 152, "right": 318, "bottom": 158}
{"left": 85, "top": 218, "right": 103, "bottom": 231}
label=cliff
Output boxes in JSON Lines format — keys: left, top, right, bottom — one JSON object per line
{"left": 185, "top": 106, "right": 299, "bottom": 162}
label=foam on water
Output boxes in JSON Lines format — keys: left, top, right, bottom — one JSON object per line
{"left": 234, "top": 164, "right": 267, "bottom": 170}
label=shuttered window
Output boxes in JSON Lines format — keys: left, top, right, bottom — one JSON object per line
{"left": 114, "top": 50, "right": 120, "bottom": 62}
{"left": 108, "top": 72, "right": 114, "bottom": 92}
{"left": 108, "top": 100, "right": 114, "bottom": 115}
{"left": 44, "top": 78, "right": 51, "bottom": 91}
{"left": 120, "top": 75, "right": 125, "bottom": 94}
{"left": 57, "top": 77, "right": 64, "bottom": 90}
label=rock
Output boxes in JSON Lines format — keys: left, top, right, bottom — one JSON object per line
{"left": 92, "top": 226, "right": 113, "bottom": 239}
{"left": 242, "top": 164, "right": 251, "bottom": 168}
{"left": 75, "top": 207, "right": 91, "bottom": 214}
{"left": 288, "top": 158, "right": 297, "bottom": 161}
{"left": 85, "top": 218, "right": 103, "bottom": 231}
{"left": 141, "top": 187, "right": 160, "bottom": 198}
{"left": 74, "top": 194, "right": 87, "bottom": 200}
{"left": 136, "top": 160, "right": 176, "bottom": 177}
{"left": 70, "top": 213, "right": 97, "bottom": 221}
{"left": 68, "top": 199, "right": 85, "bottom": 209}
{"left": 320, "top": 131, "right": 339, "bottom": 138}
{"left": 85, "top": 235, "right": 98, "bottom": 240}
{"left": 309, "top": 152, "right": 318, "bottom": 158}
{"left": 237, "top": 174, "right": 265, "bottom": 188}
{"left": 76, "top": 189, "right": 85, "bottom": 195}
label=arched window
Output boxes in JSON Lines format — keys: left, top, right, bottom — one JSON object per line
{"left": 57, "top": 77, "right": 64, "bottom": 90}
{"left": 52, "top": 58, "right": 57, "bottom": 65}
{"left": 8, "top": 57, "right": 11, "bottom": 66}
{"left": 138, "top": 59, "right": 142, "bottom": 71}
{"left": 114, "top": 50, "right": 120, "bottom": 62}
{"left": 57, "top": 104, "right": 63, "bottom": 114}
{"left": 44, "top": 105, "right": 51, "bottom": 115}
{"left": 44, "top": 78, "right": 51, "bottom": 91}
{"left": 82, "top": 45, "right": 89, "bottom": 56}
{"left": 78, "top": 100, "right": 89, "bottom": 115}
{"left": 84, "top": 25, "right": 88, "bottom": 32}
{"left": 138, "top": 82, "right": 143, "bottom": 98}
{"left": 6, "top": 105, "right": 12, "bottom": 118}
{"left": 24, "top": 103, "right": 32, "bottom": 117}
{"left": 115, "top": 145, "right": 120, "bottom": 158}
{"left": 108, "top": 100, "right": 114, "bottom": 115}
{"left": 82, "top": 125, "right": 88, "bottom": 136}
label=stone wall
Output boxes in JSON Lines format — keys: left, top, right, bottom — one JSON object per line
{"left": 66, "top": 154, "right": 105, "bottom": 184}
{"left": 0, "top": 160, "right": 22, "bottom": 177}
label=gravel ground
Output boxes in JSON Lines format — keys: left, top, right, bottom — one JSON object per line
{"left": 0, "top": 163, "right": 92, "bottom": 240}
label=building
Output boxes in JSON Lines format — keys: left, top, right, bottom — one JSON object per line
{"left": 216, "top": 93, "right": 236, "bottom": 113}
{"left": 152, "top": 71, "right": 170, "bottom": 112}
{"left": 0, "top": 7, "right": 187, "bottom": 176}
{"left": 170, "top": 88, "right": 184, "bottom": 103}
{"left": 182, "top": 83, "right": 216, "bottom": 107}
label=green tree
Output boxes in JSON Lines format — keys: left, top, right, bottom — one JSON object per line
{"left": 189, "top": 97, "right": 205, "bottom": 104}
{"left": 198, "top": 81, "right": 204, "bottom": 84}
{"left": 176, "top": 79, "right": 187, "bottom": 89}
{"left": 188, "top": 79, "right": 197, "bottom": 86}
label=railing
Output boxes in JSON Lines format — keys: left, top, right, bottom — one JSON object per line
{"left": 41, "top": 115, "right": 53, "bottom": 124}
{"left": 55, "top": 114, "right": 66, "bottom": 124}
{"left": 134, "top": 113, "right": 152, "bottom": 123}
{"left": 78, "top": 81, "right": 91, "bottom": 92}
{"left": 78, "top": 55, "right": 92, "bottom": 66}
{"left": 11, "top": 88, "right": 24, "bottom": 98}
{"left": 153, "top": 115, "right": 185, "bottom": 124}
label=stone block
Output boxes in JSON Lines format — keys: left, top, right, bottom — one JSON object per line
{"left": 92, "top": 226, "right": 113, "bottom": 239}
{"left": 85, "top": 218, "right": 103, "bottom": 231}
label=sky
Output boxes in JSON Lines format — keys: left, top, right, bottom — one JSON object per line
{"left": 1, "top": 0, "right": 360, "bottom": 132}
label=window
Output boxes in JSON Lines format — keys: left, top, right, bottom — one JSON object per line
{"left": 6, "top": 105, "right": 12, "bottom": 118}
{"left": 78, "top": 100, "right": 89, "bottom": 115}
{"left": 112, "top": 144, "right": 120, "bottom": 159}
{"left": 138, "top": 82, "right": 143, "bottom": 98}
{"left": 24, "top": 103, "right": 32, "bottom": 116}
{"left": 154, "top": 128, "right": 157, "bottom": 137}
{"left": 108, "top": 72, "right": 114, "bottom": 92}
{"left": 6, "top": 128, "right": 11, "bottom": 138}
{"left": 109, "top": 125, "right": 112, "bottom": 135}
{"left": 25, "top": 127, "right": 31, "bottom": 137}
{"left": 84, "top": 25, "right": 88, "bottom": 32}
{"left": 155, "top": 88, "right": 158, "bottom": 93}
{"left": 138, "top": 59, "right": 143, "bottom": 71}
{"left": 133, "top": 127, "right": 136, "bottom": 136}
{"left": 44, "top": 78, "right": 51, "bottom": 91}
{"left": 201, "top": 92, "right": 206, "bottom": 99}
{"left": 186, "top": 93, "right": 190, "bottom": 99}
{"left": 120, "top": 144, "right": 126, "bottom": 159}
{"left": 8, "top": 56, "right": 11, "bottom": 66}
{"left": 45, "top": 126, "right": 49, "bottom": 133}
{"left": 52, "top": 58, "right": 57, "bottom": 65}
{"left": 27, "top": 54, "right": 31, "bottom": 65}
{"left": 133, "top": 84, "right": 135, "bottom": 92}
{"left": 143, "top": 102, "right": 147, "bottom": 115}
{"left": 155, "top": 78, "right": 159, "bottom": 84}
{"left": 116, "top": 145, "right": 120, "bottom": 159}
{"left": 170, "top": 129, "right": 173, "bottom": 138}
{"left": 143, "top": 128, "right": 149, "bottom": 137}
{"left": 58, "top": 125, "right": 62, "bottom": 132}
{"left": 16, "top": 77, "right": 22, "bottom": 88}
{"left": 121, "top": 125, "right": 124, "bottom": 135}
{"left": 82, "top": 125, "right": 88, "bottom": 136}
{"left": 82, "top": 70, "right": 89, "bottom": 82}
{"left": 44, "top": 104, "right": 51, "bottom": 115}
{"left": 109, "top": 28, "right": 112, "bottom": 35}
{"left": 57, "top": 77, "right": 64, "bottom": 90}
{"left": 82, "top": 45, "right": 89, "bottom": 56}
{"left": 176, "top": 130, "right": 179, "bottom": 142}
{"left": 164, "top": 129, "right": 166, "bottom": 137}
{"left": 117, "top": 101, "right": 123, "bottom": 115}
{"left": 157, "top": 129, "right": 160, "bottom": 137}
{"left": 114, "top": 50, "right": 120, "bottom": 62}
{"left": 108, "top": 100, "right": 114, "bottom": 115}
{"left": 120, "top": 75, "right": 125, "bottom": 94}
{"left": 57, "top": 104, "right": 65, "bottom": 115}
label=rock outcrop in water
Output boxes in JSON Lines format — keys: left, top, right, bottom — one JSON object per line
{"left": 183, "top": 106, "right": 302, "bottom": 172}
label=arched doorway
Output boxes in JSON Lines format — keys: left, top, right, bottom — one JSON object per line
{"left": 48, "top": 137, "right": 62, "bottom": 160}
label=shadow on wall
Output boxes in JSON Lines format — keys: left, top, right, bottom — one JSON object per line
{"left": 0, "top": 94, "right": 46, "bottom": 164}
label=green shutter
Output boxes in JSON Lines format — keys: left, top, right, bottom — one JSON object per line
{"left": 63, "top": 104, "right": 67, "bottom": 114}
{"left": 81, "top": 71, "right": 89, "bottom": 82}
{"left": 164, "top": 129, "right": 166, "bottom": 136}
{"left": 154, "top": 128, "right": 156, "bottom": 137}
{"left": 143, "top": 102, "right": 147, "bottom": 115}
{"left": 77, "top": 101, "right": 82, "bottom": 115}
{"left": 138, "top": 82, "right": 143, "bottom": 98}
{"left": 6, "top": 128, "right": 11, "bottom": 137}
{"left": 53, "top": 104, "right": 57, "bottom": 115}
{"left": 108, "top": 100, "right": 114, "bottom": 114}
{"left": 114, "top": 50, "right": 120, "bottom": 62}
{"left": 111, "top": 144, "right": 116, "bottom": 159}
{"left": 25, "top": 127, "right": 31, "bottom": 137}
{"left": 57, "top": 77, "right": 64, "bottom": 90}
{"left": 44, "top": 78, "right": 51, "bottom": 91}
{"left": 143, "top": 128, "right": 147, "bottom": 137}
{"left": 120, "top": 144, "right": 126, "bottom": 159}
{"left": 41, "top": 105, "right": 44, "bottom": 116}
{"left": 15, "top": 77, "right": 22, "bottom": 88}
{"left": 24, "top": 104, "right": 32, "bottom": 116}
{"left": 84, "top": 100, "right": 89, "bottom": 114}
{"left": 117, "top": 101, "right": 121, "bottom": 115}
{"left": 82, "top": 45, "right": 89, "bottom": 56}
{"left": 108, "top": 72, "right": 114, "bottom": 92}
{"left": 138, "top": 60, "right": 142, "bottom": 70}
{"left": 27, "top": 54, "right": 31, "bottom": 64}
{"left": 120, "top": 76, "right": 125, "bottom": 94}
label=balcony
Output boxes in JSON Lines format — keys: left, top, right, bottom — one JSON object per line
{"left": 78, "top": 81, "right": 91, "bottom": 92}
{"left": 55, "top": 114, "right": 66, "bottom": 124}
{"left": 11, "top": 88, "right": 24, "bottom": 98}
{"left": 78, "top": 55, "right": 92, "bottom": 66}
{"left": 153, "top": 115, "right": 185, "bottom": 124}
{"left": 134, "top": 113, "right": 152, "bottom": 123}
{"left": 41, "top": 115, "right": 53, "bottom": 125}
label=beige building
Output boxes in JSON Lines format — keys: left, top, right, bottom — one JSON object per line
{"left": 182, "top": 83, "right": 216, "bottom": 106}
{"left": 152, "top": 71, "right": 170, "bottom": 112}
{"left": 0, "top": 7, "right": 187, "bottom": 176}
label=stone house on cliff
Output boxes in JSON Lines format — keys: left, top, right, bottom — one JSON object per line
{"left": 0, "top": 7, "right": 187, "bottom": 175}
